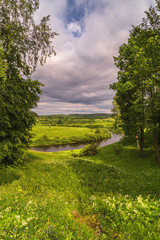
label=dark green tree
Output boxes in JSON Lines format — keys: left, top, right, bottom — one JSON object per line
{"left": 111, "top": 34, "right": 146, "bottom": 157}
{"left": 111, "top": 6, "right": 160, "bottom": 162}
{"left": 132, "top": 7, "right": 160, "bottom": 163}
{"left": 0, "top": 0, "right": 57, "bottom": 165}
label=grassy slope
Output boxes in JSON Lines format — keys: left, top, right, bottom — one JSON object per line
{"left": 0, "top": 144, "right": 160, "bottom": 239}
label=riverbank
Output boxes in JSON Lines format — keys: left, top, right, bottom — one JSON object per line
{"left": 31, "top": 124, "right": 111, "bottom": 147}
{"left": 1, "top": 143, "right": 160, "bottom": 239}
{"left": 31, "top": 134, "right": 121, "bottom": 152}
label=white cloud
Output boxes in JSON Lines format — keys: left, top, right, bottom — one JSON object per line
{"left": 67, "top": 21, "right": 82, "bottom": 36}
{"left": 33, "top": 0, "right": 156, "bottom": 115}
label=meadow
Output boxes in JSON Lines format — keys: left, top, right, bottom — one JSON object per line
{"left": 1, "top": 142, "right": 160, "bottom": 239}
{"left": 31, "top": 115, "right": 113, "bottom": 146}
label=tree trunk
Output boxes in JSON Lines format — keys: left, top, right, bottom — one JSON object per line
{"left": 136, "top": 136, "right": 139, "bottom": 149}
{"left": 139, "top": 126, "right": 144, "bottom": 157}
{"left": 158, "top": 121, "right": 160, "bottom": 145}
{"left": 153, "top": 127, "right": 159, "bottom": 164}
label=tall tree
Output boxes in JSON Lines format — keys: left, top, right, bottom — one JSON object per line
{"left": 0, "top": 0, "right": 57, "bottom": 165}
{"left": 111, "top": 35, "right": 146, "bottom": 156}
{"left": 136, "top": 7, "right": 160, "bottom": 163}
{"left": 111, "top": 6, "right": 160, "bottom": 162}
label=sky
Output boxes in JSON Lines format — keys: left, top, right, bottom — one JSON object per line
{"left": 33, "top": 0, "right": 156, "bottom": 115}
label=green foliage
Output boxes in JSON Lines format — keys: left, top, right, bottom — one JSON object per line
{"left": 111, "top": 96, "right": 123, "bottom": 134}
{"left": 113, "top": 144, "right": 123, "bottom": 155}
{"left": 57, "top": 118, "right": 63, "bottom": 125}
{"left": 79, "top": 143, "right": 98, "bottom": 156}
{"left": 0, "top": 0, "right": 57, "bottom": 75}
{"left": 42, "top": 135, "right": 51, "bottom": 141}
{"left": 0, "top": 75, "right": 42, "bottom": 165}
{"left": 95, "top": 129, "right": 100, "bottom": 134}
{"left": 31, "top": 124, "right": 111, "bottom": 146}
{"left": 0, "top": 47, "right": 7, "bottom": 81}
{"left": 111, "top": 6, "right": 160, "bottom": 162}
{"left": 0, "top": 0, "right": 57, "bottom": 165}
{"left": 37, "top": 114, "right": 112, "bottom": 128}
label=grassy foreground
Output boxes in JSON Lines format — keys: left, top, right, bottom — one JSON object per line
{"left": 1, "top": 144, "right": 160, "bottom": 239}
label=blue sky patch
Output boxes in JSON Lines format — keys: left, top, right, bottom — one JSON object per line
{"left": 64, "top": 0, "right": 86, "bottom": 37}
{"left": 64, "top": 0, "right": 108, "bottom": 37}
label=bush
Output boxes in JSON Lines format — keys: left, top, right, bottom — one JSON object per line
{"left": 95, "top": 129, "right": 100, "bottom": 134}
{"left": 113, "top": 144, "right": 123, "bottom": 155}
{"left": 79, "top": 142, "right": 98, "bottom": 156}
{"left": 42, "top": 135, "right": 50, "bottom": 141}
{"left": 71, "top": 150, "right": 79, "bottom": 157}
{"left": 120, "top": 135, "right": 136, "bottom": 146}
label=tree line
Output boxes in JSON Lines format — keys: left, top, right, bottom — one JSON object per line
{"left": 111, "top": 1, "right": 160, "bottom": 163}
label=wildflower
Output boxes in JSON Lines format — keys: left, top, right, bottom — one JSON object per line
{"left": 26, "top": 201, "right": 33, "bottom": 208}
{"left": 127, "top": 203, "right": 132, "bottom": 209}
{"left": 4, "top": 207, "right": 11, "bottom": 212}
{"left": 17, "top": 186, "right": 23, "bottom": 192}
{"left": 137, "top": 195, "right": 143, "bottom": 203}
{"left": 22, "top": 221, "right": 27, "bottom": 226}
{"left": 90, "top": 196, "right": 96, "bottom": 201}
{"left": 15, "top": 215, "right": 20, "bottom": 220}
{"left": 133, "top": 209, "right": 139, "bottom": 214}
{"left": 141, "top": 202, "right": 148, "bottom": 208}
{"left": 27, "top": 200, "right": 32, "bottom": 205}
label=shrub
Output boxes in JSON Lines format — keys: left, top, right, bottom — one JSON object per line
{"left": 79, "top": 142, "right": 98, "bottom": 156}
{"left": 95, "top": 129, "right": 100, "bottom": 134}
{"left": 113, "top": 144, "right": 123, "bottom": 155}
{"left": 71, "top": 150, "right": 79, "bottom": 157}
{"left": 42, "top": 135, "right": 49, "bottom": 141}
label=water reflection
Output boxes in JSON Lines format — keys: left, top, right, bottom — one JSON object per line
{"left": 31, "top": 134, "right": 121, "bottom": 152}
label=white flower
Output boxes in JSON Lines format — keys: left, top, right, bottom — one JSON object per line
{"left": 137, "top": 195, "right": 143, "bottom": 203}
{"left": 26, "top": 201, "right": 32, "bottom": 207}
{"left": 27, "top": 217, "right": 32, "bottom": 222}
{"left": 22, "top": 221, "right": 27, "bottom": 226}
{"left": 127, "top": 203, "right": 132, "bottom": 209}
{"left": 5, "top": 207, "right": 11, "bottom": 212}
{"left": 90, "top": 196, "right": 96, "bottom": 201}
{"left": 141, "top": 202, "right": 148, "bottom": 208}
{"left": 15, "top": 215, "right": 20, "bottom": 220}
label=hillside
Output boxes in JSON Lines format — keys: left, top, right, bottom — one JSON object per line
{"left": 0, "top": 143, "right": 160, "bottom": 239}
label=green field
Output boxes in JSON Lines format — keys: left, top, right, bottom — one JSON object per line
{"left": 31, "top": 117, "right": 114, "bottom": 146}
{"left": 31, "top": 124, "right": 111, "bottom": 146}
{"left": 1, "top": 143, "right": 160, "bottom": 239}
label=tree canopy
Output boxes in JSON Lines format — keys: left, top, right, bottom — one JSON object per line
{"left": 111, "top": 5, "right": 160, "bottom": 163}
{"left": 0, "top": 0, "right": 57, "bottom": 165}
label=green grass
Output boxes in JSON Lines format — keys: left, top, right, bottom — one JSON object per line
{"left": 31, "top": 123, "right": 111, "bottom": 146}
{"left": 1, "top": 144, "right": 160, "bottom": 239}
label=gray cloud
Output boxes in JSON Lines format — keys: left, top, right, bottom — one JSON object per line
{"left": 33, "top": 0, "right": 155, "bottom": 115}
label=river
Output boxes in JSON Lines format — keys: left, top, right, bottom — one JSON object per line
{"left": 31, "top": 134, "right": 121, "bottom": 152}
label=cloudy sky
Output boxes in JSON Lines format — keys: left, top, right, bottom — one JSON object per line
{"left": 33, "top": 0, "right": 156, "bottom": 115}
